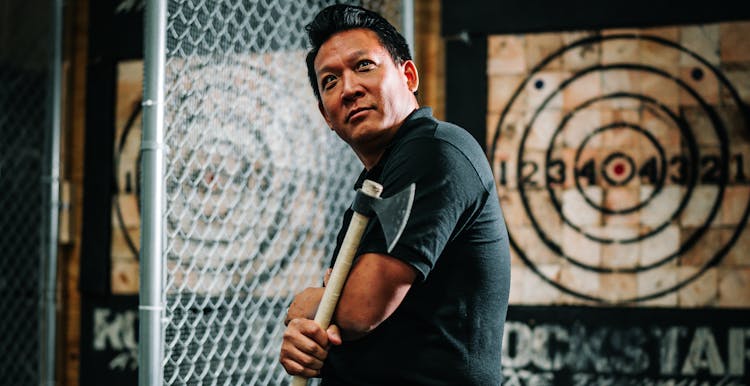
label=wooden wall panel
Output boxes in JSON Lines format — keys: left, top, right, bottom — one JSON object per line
{"left": 415, "top": 0, "right": 445, "bottom": 120}
{"left": 61, "top": 0, "right": 88, "bottom": 384}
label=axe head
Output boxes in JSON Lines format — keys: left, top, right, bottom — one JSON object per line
{"left": 353, "top": 182, "right": 416, "bottom": 253}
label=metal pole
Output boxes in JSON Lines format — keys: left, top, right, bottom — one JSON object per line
{"left": 41, "top": 0, "right": 63, "bottom": 384}
{"left": 139, "top": 0, "right": 167, "bottom": 385}
{"left": 401, "top": 0, "right": 415, "bottom": 58}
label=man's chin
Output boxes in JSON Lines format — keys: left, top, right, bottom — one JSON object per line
{"left": 350, "top": 130, "right": 393, "bottom": 148}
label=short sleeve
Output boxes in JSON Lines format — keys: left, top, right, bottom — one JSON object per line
{"left": 357, "top": 136, "right": 485, "bottom": 282}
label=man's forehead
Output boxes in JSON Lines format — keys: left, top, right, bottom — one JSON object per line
{"left": 314, "top": 29, "right": 387, "bottom": 72}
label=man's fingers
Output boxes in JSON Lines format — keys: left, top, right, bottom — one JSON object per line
{"left": 279, "top": 352, "right": 322, "bottom": 378}
{"left": 280, "top": 320, "right": 334, "bottom": 377}
{"left": 285, "top": 319, "right": 331, "bottom": 359}
{"left": 296, "top": 319, "right": 328, "bottom": 341}
{"left": 279, "top": 343, "right": 325, "bottom": 374}
{"left": 323, "top": 268, "right": 332, "bottom": 287}
{"left": 326, "top": 324, "right": 342, "bottom": 346}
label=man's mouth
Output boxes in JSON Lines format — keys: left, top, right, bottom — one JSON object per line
{"left": 347, "top": 107, "right": 373, "bottom": 123}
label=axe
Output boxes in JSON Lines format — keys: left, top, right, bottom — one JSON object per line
{"left": 291, "top": 179, "right": 415, "bottom": 386}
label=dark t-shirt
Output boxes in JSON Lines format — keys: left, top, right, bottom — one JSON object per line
{"left": 322, "top": 107, "right": 511, "bottom": 386}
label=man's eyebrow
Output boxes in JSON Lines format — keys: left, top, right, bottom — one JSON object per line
{"left": 316, "top": 49, "right": 371, "bottom": 77}
{"left": 347, "top": 49, "right": 368, "bottom": 60}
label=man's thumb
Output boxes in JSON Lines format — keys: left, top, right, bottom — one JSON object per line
{"left": 326, "top": 324, "right": 342, "bottom": 346}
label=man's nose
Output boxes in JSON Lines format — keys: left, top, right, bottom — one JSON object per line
{"left": 341, "top": 72, "right": 363, "bottom": 101}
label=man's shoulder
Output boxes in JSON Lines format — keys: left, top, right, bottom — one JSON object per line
{"left": 398, "top": 116, "right": 478, "bottom": 151}
{"left": 430, "top": 119, "right": 488, "bottom": 169}
{"left": 390, "top": 120, "right": 495, "bottom": 186}
{"left": 433, "top": 119, "right": 479, "bottom": 148}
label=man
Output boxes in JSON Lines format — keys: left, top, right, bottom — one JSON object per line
{"left": 279, "top": 4, "right": 511, "bottom": 385}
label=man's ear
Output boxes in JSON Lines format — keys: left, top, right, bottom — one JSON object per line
{"left": 402, "top": 60, "right": 419, "bottom": 93}
{"left": 318, "top": 100, "right": 333, "bottom": 129}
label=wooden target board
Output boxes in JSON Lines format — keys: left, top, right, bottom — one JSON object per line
{"left": 488, "top": 22, "right": 750, "bottom": 306}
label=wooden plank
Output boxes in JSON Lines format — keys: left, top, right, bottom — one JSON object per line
{"left": 62, "top": 0, "right": 89, "bottom": 383}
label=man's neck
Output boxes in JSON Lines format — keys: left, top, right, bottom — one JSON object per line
{"left": 356, "top": 106, "right": 420, "bottom": 170}
{"left": 355, "top": 139, "right": 389, "bottom": 171}
{"left": 356, "top": 102, "right": 419, "bottom": 170}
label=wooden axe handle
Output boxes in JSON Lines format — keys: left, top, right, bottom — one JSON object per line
{"left": 291, "top": 180, "right": 383, "bottom": 386}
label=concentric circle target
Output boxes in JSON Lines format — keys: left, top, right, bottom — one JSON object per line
{"left": 490, "top": 34, "right": 750, "bottom": 303}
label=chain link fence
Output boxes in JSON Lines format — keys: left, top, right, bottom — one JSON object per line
{"left": 0, "top": 1, "right": 57, "bottom": 385}
{"left": 161, "top": 1, "right": 404, "bottom": 384}
{"left": 0, "top": 66, "right": 46, "bottom": 386}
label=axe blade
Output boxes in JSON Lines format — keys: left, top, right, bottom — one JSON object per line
{"left": 371, "top": 183, "right": 416, "bottom": 253}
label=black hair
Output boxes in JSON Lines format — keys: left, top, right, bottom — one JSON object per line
{"left": 305, "top": 4, "right": 412, "bottom": 102}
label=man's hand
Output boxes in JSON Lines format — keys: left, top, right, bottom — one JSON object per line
{"left": 280, "top": 269, "right": 338, "bottom": 377}
{"left": 279, "top": 315, "right": 342, "bottom": 377}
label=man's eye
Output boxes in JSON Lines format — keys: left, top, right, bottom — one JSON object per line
{"left": 356, "top": 60, "right": 374, "bottom": 70}
{"left": 321, "top": 75, "right": 336, "bottom": 89}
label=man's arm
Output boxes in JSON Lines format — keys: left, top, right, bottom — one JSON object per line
{"left": 285, "top": 252, "right": 416, "bottom": 340}
{"left": 279, "top": 253, "right": 415, "bottom": 375}
{"left": 332, "top": 252, "right": 416, "bottom": 340}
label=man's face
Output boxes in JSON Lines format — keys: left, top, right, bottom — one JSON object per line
{"left": 314, "top": 28, "right": 418, "bottom": 148}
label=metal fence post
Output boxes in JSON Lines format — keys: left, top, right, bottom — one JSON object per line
{"left": 401, "top": 0, "right": 414, "bottom": 57}
{"left": 140, "top": 0, "right": 168, "bottom": 385}
{"left": 41, "top": 0, "right": 63, "bottom": 384}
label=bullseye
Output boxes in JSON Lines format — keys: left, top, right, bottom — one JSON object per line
{"left": 601, "top": 151, "right": 636, "bottom": 187}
